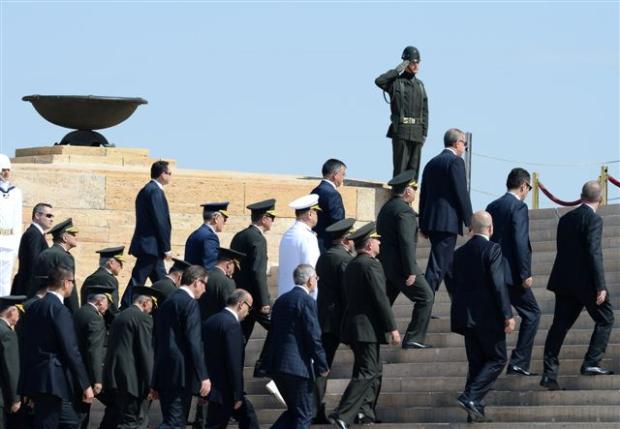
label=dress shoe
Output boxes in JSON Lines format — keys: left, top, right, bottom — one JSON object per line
{"left": 539, "top": 375, "right": 561, "bottom": 391}
{"left": 507, "top": 365, "right": 538, "bottom": 376}
{"left": 581, "top": 366, "right": 614, "bottom": 376}
{"left": 402, "top": 340, "right": 432, "bottom": 349}
{"left": 354, "top": 413, "right": 381, "bottom": 424}
{"left": 456, "top": 397, "right": 488, "bottom": 423}
{"left": 328, "top": 413, "right": 349, "bottom": 429}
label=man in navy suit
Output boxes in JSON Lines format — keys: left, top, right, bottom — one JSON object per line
{"left": 419, "top": 128, "right": 473, "bottom": 294}
{"left": 264, "top": 264, "right": 329, "bottom": 429}
{"left": 203, "top": 289, "right": 259, "bottom": 429}
{"left": 152, "top": 265, "right": 211, "bottom": 428}
{"left": 486, "top": 168, "right": 541, "bottom": 376}
{"left": 541, "top": 181, "right": 615, "bottom": 390}
{"left": 311, "top": 159, "right": 346, "bottom": 254}
{"left": 185, "top": 202, "right": 229, "bottom": 270}
{"left": 123, "top": 160, "right": 173, "bottom": 307}
{"left": 19, "top": 265, "right": 94, "bottom": 428}
{"left": 451, "top": 211, "right": 515, "bottom": 423}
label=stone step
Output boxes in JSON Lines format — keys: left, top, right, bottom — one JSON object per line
{"left": 529, "top": 205, "right": 620, "bottom": 220}
{"left": 527, "top": 214, "right": 620, "bottom": 231}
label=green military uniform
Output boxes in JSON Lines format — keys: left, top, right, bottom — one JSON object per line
{"left": 200, "top": 266, "right": 236, "bottom": 321}
{"left": 377, "top": 171, "right": 434, "bottom": 348}
{"left": 0, "top": 319, "right": 20, "bottom": 429}
{"left": 375, "top": 46, "right": 428, "bottom": 179}
{"left": 334, "top": 223, "right": 397, "bottom": 426}
{"left": 34, "top": 243, "right": 79, "bottom": 313}
{"left": 151, "top": 276, "right": 177, "bottom": 301}
{"left": 82, "top": 267, "right": 120, "bottom": 325}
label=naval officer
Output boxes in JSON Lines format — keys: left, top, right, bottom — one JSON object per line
{"left": 0, "top": 154, "right": 23, "bottom": 297}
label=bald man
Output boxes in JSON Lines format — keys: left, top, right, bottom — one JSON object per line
{"left": 450, "top": 211, "right": 515, "bottom": 423}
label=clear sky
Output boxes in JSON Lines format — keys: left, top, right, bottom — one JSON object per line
{"left": 1, "top": 1, "right": 618, "bottom": 210}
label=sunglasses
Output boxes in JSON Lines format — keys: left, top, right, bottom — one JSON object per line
{"left": 37, "top": 213, "right": 54, "bottom": 218}
{"left": 242, "top": 301, "right": 253, "bottom": 312}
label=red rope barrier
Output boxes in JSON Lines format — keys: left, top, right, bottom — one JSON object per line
{"left": 538, "top": 181, "right": 582, "bottom": 206}
{"left": 609, "top": 175, "right": 620, "bottom": 189}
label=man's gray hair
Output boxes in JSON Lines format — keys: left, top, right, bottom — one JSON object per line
{"left": 87, "top": 293, "right": 107, "bottom": 303}
{"left": 226, "top": 289, "right": 250, "bottom": 307}
{"left": 444, "top": 128, "right": 464, "bottom": 147}
{"left": 99, "top": 257, "right": 113, "bottom": 268}
{"left": 293, "top": 264, "right": 316, "bottom": 286}
{"left": 133, "top": 295, "right": 151, "bottom": 305}
{"left": 581, "top": 180, "right": 602, "bottom": 203}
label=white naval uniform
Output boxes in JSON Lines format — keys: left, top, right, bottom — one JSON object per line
{"left": 277, "top": 220, "right": 320, "bottom": 300}
{"left": 0, "top": 181, "right": 22, "bottom": 295}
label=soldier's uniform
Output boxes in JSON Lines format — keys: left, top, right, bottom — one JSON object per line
{"left": 0, "top": 296, "right": 26, "bottom": 429}
{"left": 151, "top": 258, "right": 191, "bottom": 302}
{"left": 81, "top": 246, "right": 125, "bottom": 326}
{"left": 0, "top": 154, "right": 22, "bottom": 296}
{"left": 199, "top": 248, "right": 245, "bottom": 321}
{"left": 375, "top": 46, "right": 429, "bottom": 179}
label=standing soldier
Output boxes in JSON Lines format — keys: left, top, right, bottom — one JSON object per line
{"left": 311, "top": 159, "right": 346, "bottom": 254}
{"left": 185, "top": 202, "right": 230, "bottom": 270}
{"left": 151, "top": 258, "right": 191, "bottom": 301}
{"left": 81, "top": 246, "right": 125, "bottom": 325}
{"left": 0, "top": 295, "right": 26, "bottom": 429}
{"left": 330, "top": 223, "right": 401, "bottom": 428}
{"left": 375, "top": 47, "right": 429, "bottom": 179}
{"left": 377, "top": 170, "right": 434, "bottom": 349}
{"left": 0, "top": 154, "right": 23, "bottom": 296}
{"left": 199, "top": 248, "right": 245, "bottom": 321}
{"left": 73, "top": 285, "right": 114, "bottom": 429}
{"left": 312, "top": 218, "right": 355, "bottom": 424}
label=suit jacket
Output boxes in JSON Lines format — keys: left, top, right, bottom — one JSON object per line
{"left": 12, "top": 223, "right": 48, "bottom": 296}
{"left": 377, "top": 196, "right": 423, "bottom": 282}
{"left": 311, "top": 180, "right": 345, "bottom": 253}
{"left": 151, "top": 276, "right": 178, "bottom": 301}
{"left": 341, "top": 253, "right": 397, "bottom": 344}
{"left": 486, "top": 193, "right": 532, "bottom": 286}
{"left": 103, "top": 305, "right": 153, "bottom": 398}
{"left": 81, "top": 267, "right": 120, "bottom": 310}
{"left": 316, "top": 244, "right": 353, "bottom": 335}
{"left": 199, "top": 267, "right": 235, "bottom": 321}
{"left": 19, "top": 294, "right": 90, "bottom": 401}
{"left": 547, "top": 204, "right": 606, "bottom": 296}
{"left": 0, "top": 320, "right": 19, "bottom": 408}
{"left": 264, "top": 287, "right": 328, "bottom": 380}
{"left": 152, "top": 289, "right": 208, "bottom": 394}
{"left": 34, "top": 243, "right": 79, "bottom": 313}
{"left": 73, "top": 304, "right": 107, "bottom": 386}
{"left": 231, "top": 225, "right": 270, "bottom": 308}
{"left": 203, "top": 309, "right": 244, "bottom": 405}
{"left": 128, "top": 180, "right": 171, "bottom": 258}
{"left": 185, "top": 224, "right": 219, "bottom": 270}
{"left": 419, "top": 149, "right": 473, "bottom": 236}
{"left": 450, "top": 236, "right": 513, "bottom": 335}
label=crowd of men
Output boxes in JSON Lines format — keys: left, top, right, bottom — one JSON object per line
{"left": 0, "top": 45, "right": 615, "bottom": 429}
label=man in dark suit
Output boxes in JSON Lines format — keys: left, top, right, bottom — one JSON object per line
{"left": 11, "top": 202, "right": 52, "bottom": 296}
{"left": 451, "top": 211, "right": 515, "bottom": 423}
{"left": 185, "top": 202, "right": 229, "bottom": 270}
{"left": 152, "top": 258, "right": 190, "bottom": 301}
{"left": 311, "top": 159, "right": 346, "bottom": 254}
{"left": 73, "top": 285, "right": 113, "bottom": 429}
{"left": 0, "top": 295, "right": 26, "bottom": 429}
{"left": 330, "top": 223, "right": 401, "bottom": 429}
{"left": 419, "top": 128, "right": 473, "bottom": 294}
{"left": 263, "top": 264, "right": 329, "bottom": 429}
{"left": 203, "top": 289, "right": 260, "bottom": 429}
{"left": 101, "top": 285, "right": 161, "bottom": 429}
{"left": 124, "top": 160, "right": 173, "bottom": 308}
{"left": 152, "top": 265, "right": 211, "bottom": 428}
{"left": 541, "top": 181, "right": 615, "bottom": 390}
{"left": 19, "top": 265, "right": 94, "bottom": 428}
{"left": 231, "top": 199, "right": 276, "bottom": 342}
{"left": 312, "top": 218, "right": 354, "bottom": 424}
{"left": 486, "top": 168, "right": 541, "bottom": 376}
{"left": 200, "top": 248, "right": 245, "bottom": 321}
{"left": 377, "top": 170, "right": 434, "bottom": 349}
{"left": 33, "top": 218, "right": 80, "bottom": 313}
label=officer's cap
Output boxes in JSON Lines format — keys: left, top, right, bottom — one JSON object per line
{"left": 325, "top": 218, "right": 356, "bottom": 238}
{"left": 0, "top": 295, "right": 27, "bottom": 313}
{"left": 83, "top": 285, "right": 115, "bottom": 303}
{"left": 348, "top": 222, "right": 381, "bottom": 246}
{"left": 47, "top": 218, "right": 78, "bottom": 239}
{"left": 388, "top": 170, "right": 418, "bottom": 189}
{"left": 402, "top": 46, "right": 421, "bottom": 63}
{"left": 96, "top": 246, "right": 125, "bottom": 264}
{"left": 0, "top": 154, "right": 11, "bottom": 170}
{"left": 289, "top": 194, "right": 321, "bottom": 212}
{"left": 170, "top": 258, "right": 191, "bottom": 274}
{"left": 217, "top": 247, "right": 246, "bottom": 269}
{"left": 201, "top": 201, "right": 230, "bottom": 218}
{"left": 132, "top": 285, "right": 165, "bottom": 308}
{"left": 247, "top": 199, "right": 276, "bottom": 217}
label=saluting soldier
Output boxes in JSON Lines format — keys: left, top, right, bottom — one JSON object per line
{"left": 200, "top": 247, "right": 246, "bottom": 321}
{"left": 81, "top": 246, "right": 125, "bottom": 325}
{"left": 0, "top": 295, "right": 26, "bottom": 429}
{"left": 312, "top": 218, "right": 355, "bottom": 424}
{"left": 33, "top": 218, "right": 80, "bottom": 313}
{"left": 185, "top": 202, "right": 230, "bottom": 270}
{"left": 375, "top": 46, "right": 429, "bottom": 179}
{"left": 377, "top": 170, "right": 434, "bottom": 349}
{"left": 330, "top": 223, "right": 400, "bottom": 428}
{"left": 73, "top": 285, "right": 114, "bottom": 429}
{"left": 101, "top": 285, "right": 162, "bottom": 429}
{"left": 152, "top": 257, "right": 191, "bottom": 301}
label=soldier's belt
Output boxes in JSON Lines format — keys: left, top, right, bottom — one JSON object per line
{"left": 0, "top": 228, "right": 14, "bottom": 236}
{"left": 400, "top": 117, "right": 422, "bottom": 125}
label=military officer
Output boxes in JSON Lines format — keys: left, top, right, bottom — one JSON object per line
{"left": 278, "top": 194, "right": 321, "bottom": 299}
{"left": 81, "top": 246, "right": 125, "bottom": 325}
{"left": 330, "top": 223, "right": 400, "bottom": 428}
{"left": 185, "top": 202, "right": 230, "bottom": 270}
{"left": 152, "top": 257, "right": 191, "bottom": 301}
{"left": 200, "top": 247, "right": 246, "bottom": 321}
{"left": 0, "top": 154, "right": 23, "bottom": 296}
{"left": 0, "top": 295, "right": 26, "bottom": 429}
{"left": 33, "top": 218, "right": 80, "bottom": 313}
{"left": 375, "top": 47, "right": 429, "bottom": 179}
{"left": 312, "top": 218, "right": 355, "bottom": 424}
{"left": 377, "top": 170, "right": 434, "bottom": 349}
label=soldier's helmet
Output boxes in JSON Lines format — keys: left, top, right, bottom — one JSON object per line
{"left": 402, "top": 46, "right": 421, "bottom": 63}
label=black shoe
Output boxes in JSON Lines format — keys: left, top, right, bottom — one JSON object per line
{"left": 540, "top": 375, "right": 561, "bottom": 390}
{"left": 581, "top": 366, "right": 614, "bottom": 376}
{"left": 354, "top": 413, "right": 379, "bottom": 425}
{"left": 430, "top": 314, "right": 441, "bottom": 319}
{"left": 402, "top": 340, "right": 432, "bottom": 349}
{"left": 456, "top": 397, "right": 486, "bottom": 423}
{"left": 328, "top": 413, "right": 348, "bottom": 429}
{"left": 312, "top": 414, "right": 331, "bottom": 425}
{"left": 507, "top": 365, "right": 538, "bottom": 376}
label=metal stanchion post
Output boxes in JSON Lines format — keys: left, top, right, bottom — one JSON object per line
{"left": 532, "top": 172, "right": 540, "bottom": 209}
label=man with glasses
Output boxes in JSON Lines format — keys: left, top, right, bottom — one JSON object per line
{"left": 0, "top": 154, "right": 23, "bottom": 297}
{"left": 124, "top": 160, "right": 173, "bottom": 308}
{"left": 419, "top": 128, "right": 473, "bottom": 297}
{"left": 12, "top": 203, "right": 53, "bottom": 297}
{"left": 486, "top": 168, "right": 541, "bottom": 377}
{"left": 185, "top": 202, "right": 230, "bottom": 271}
